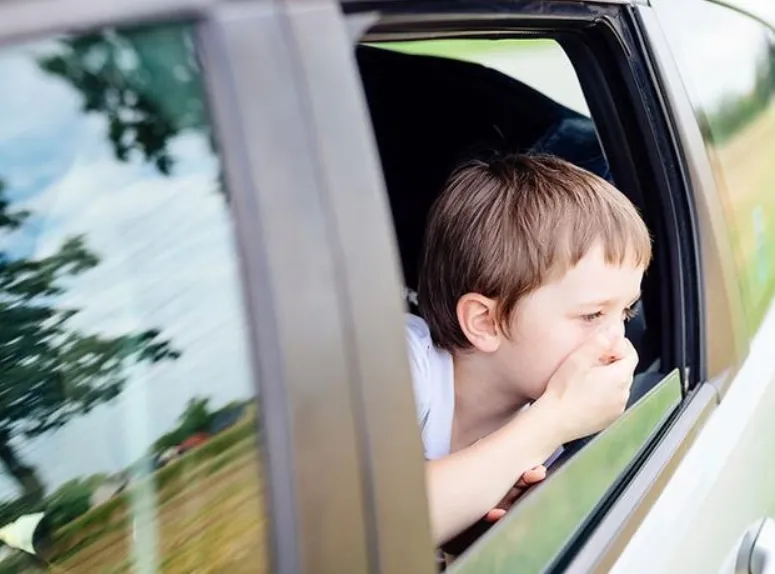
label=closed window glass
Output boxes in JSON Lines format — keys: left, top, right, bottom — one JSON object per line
{"left": 0, "top": 23, "right": 269, "bottom": 573}
{"left": 655, "top": 0, "right": 775, "bottom": 330}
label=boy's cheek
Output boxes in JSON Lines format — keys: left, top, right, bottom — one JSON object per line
{"left": 509, "top": 320, "right": 584, "bottom": 397}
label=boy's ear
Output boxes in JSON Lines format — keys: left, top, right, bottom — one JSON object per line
{"left": 456, "top": 293, "right": 501, "bottom": 353}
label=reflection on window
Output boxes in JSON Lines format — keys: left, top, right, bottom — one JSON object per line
{"left": 0, "top": 24, "right": 268, "bottom": 573}
{"left": 656, "top": 0, "right": 775, "bottom": 330}
{"left": 372, "top": 39, "right": 590, "bottom": 116}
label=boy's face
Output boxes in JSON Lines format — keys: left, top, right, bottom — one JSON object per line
{"left": 496, "top": 242, "right": 644, "bottom": 400}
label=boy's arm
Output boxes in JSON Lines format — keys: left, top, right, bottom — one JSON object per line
{"left": 426, "top": 400, "right": 562, "bottom": 544}
{"left": 426, "top": 332, "right": 637, "bottom": 545}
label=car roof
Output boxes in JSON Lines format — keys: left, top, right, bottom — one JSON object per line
{"left": 340, "top": 0, "right": 644, "bottom": 5}
{"left": 342, "top": 0, "right": 774, "bottom": 30}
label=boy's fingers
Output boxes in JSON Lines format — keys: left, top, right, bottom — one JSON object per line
{"left": 529, "top": 465, "right": 547, "bottom": 480}
{"left": 519, "top": 466, "right": 547, "bottom": 486}
{"left": 485, "top": 509, "right": 506, "bottom": 523}
{"left": 605, "top": 339, "right": 639, "bottom": 379}
{"left": 490, "top": 466, "right": 550, "bottom": 523}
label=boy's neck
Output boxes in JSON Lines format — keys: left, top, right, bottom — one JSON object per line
{"left": 449, "top": 352, "right": 531, "bottom": 452}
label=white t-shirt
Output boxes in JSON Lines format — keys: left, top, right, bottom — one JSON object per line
{"left": 405, "top": 314, "right": 455, "bottom": 460}
{"left": 405, "top": 313, "right": 564, "bottom": 465}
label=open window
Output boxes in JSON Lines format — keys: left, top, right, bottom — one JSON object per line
{"left": 355, "top": 37, "right": 661, "bottom": 381}
{"left": 332, "top": 1, "right": 699, "bottom": 571}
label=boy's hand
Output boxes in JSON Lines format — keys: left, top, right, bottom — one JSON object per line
{"left": 484, "top": 465, "right": 547, "bottom": 522}
{"left": 538, "top": 331, "right": 638, "bottom": 445}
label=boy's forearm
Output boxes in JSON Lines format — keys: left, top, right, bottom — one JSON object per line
{"left": 426, "top": 401, "right": 564, "bottom": 545}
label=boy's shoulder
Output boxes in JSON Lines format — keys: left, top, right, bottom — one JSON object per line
{"left": 405, "top": 313, "right": 438, "bottom": 381}
{"left": 405, "top": 312, "right": 431, "bottom": 341}
{"left": 404, "top": 313, "right": 455, "bottom": 459}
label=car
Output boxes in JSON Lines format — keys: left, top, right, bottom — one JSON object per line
{"left": 0, "top": 0, "right": 772, "bottom": 572}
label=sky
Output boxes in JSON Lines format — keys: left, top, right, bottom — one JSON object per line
{"left": 0, "top": 37, "right": 257, "bottom": 498}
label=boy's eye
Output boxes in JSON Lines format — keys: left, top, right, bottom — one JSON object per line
{"left": 582, "top": 312, "right": 603, "bottom": 322}
{"left": 624, "top": 305, "right": 639, "bottom": 322}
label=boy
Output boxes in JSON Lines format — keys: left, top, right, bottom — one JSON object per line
{"left": 407, "top": 154, "right": 650, "bottom": 545}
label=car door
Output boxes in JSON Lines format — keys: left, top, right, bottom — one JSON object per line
{"left": 292, "top": 1, "right": 715, "bottom": 573}
{"left": 0, "top": 1, "right": 375, "bottom": 573}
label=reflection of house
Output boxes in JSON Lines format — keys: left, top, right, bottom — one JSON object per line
{"left": 210, "top": 404, "right": 247, "bottom": 434}
{"left": 90, "top": 472, "right": 129, "bottom": 507}
{"left": 179, "top": 432, "right": 209, "bottom": 454}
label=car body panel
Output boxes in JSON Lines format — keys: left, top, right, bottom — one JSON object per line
{"left": 281, "top": 1, "right": 437, "bottom": 572}
{"left": 612, "top": 301, "right": 775, "bottom": 573}
{"left": 607, "top": 2, "right": 775, "bottom": 572}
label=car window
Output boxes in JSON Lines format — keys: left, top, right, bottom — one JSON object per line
{"left": 351, "top": 31, "right": 681, "bottom": 568}
{"left": 0, "top": 23, "right": 269, "bottom": 572}
{"left": 653, "top": 0, "right": 775, "bottom": 334}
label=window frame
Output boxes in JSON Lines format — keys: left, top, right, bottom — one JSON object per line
{"left": 326, "top": 0, "right": 705, "bottom": 571}
{"left": 0, "top": 1, "right": 378, "bottom": 573}
{"left": 281, "top": 3, "right": 439, "bottom": 573}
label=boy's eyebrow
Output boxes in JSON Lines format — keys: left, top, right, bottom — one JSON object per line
{"left": 580, "top": 291, "right": 642, "bottom": 308}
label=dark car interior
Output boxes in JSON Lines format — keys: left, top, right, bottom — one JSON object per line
{"left": 354, "top": 42, "right": 667, "bottom": 558}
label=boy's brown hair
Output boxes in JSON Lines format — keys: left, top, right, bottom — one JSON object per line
{"left": 417, "top": 154, "right": 652, "bottom": 351}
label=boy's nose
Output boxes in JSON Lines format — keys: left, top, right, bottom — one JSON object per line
{"left": 604, "top": 319, "right": 626, "bottom": 342}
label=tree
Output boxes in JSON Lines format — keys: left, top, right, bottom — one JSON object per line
{"left": 44, "top": 474, "right": 107, "bottom": 530}
{"left": 0, "top": 180, "right": 180, "bottom": 503}
{"left": 37, "top": 26, "right": 228, "bottom": 203}
{"left": 178, "top": 397, "right": 213, "bottom": 437}
{"left": 38, "top": 27, "right": 210, "bottom": 176}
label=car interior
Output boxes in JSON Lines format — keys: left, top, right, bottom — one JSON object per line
{"left": 354, "top": 41, "right": 669, "bottom": 558}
